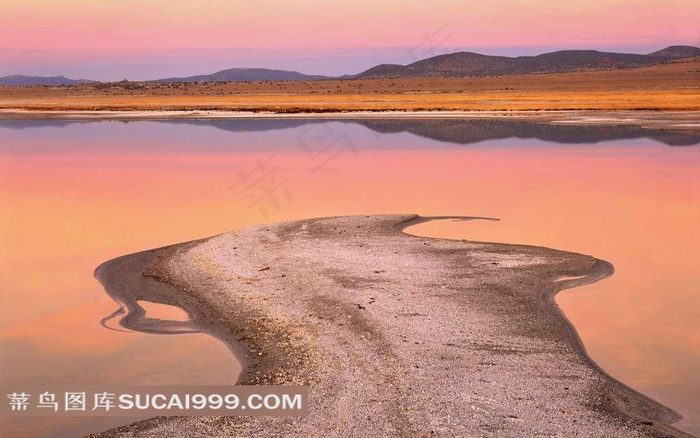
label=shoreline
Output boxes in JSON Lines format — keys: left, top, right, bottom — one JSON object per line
{"left": 93, "top": 215, "right": 690, "bottom": 437}
{"left": 94, "top": 241, "right": 248, "bottom": 379}
{"left": 1, "top": 109, "right": 699, "bottom": 130}
{"left": 398, "top": 217, "right": 689, "bottom": 436}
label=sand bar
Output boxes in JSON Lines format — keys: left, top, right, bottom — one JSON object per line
{"left": 92, "top": 215, "right": 689, "bottom": 437}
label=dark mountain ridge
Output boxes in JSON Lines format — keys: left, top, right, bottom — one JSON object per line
{"left": 355, "top": 45, "right": 700, "bottom": 78}
{"left": 647, "top": 45, "right": 700, "bottom": 57}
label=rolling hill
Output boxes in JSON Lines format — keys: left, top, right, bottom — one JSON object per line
{"left": 647, "top": 45, "right": 700, "bottom": 58}
{"left": 355, "top": 45, "right": 700, "bottom": 79}
{"left": 153, "top": 68, "right": 330, "bottom": 83}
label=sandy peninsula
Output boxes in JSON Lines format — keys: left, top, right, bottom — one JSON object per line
{"left": 92, "top": 214, "right": 689, "bottom": 437}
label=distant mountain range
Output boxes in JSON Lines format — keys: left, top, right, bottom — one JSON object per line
{"left": 355, "top": 45, "right": 700, "bottom": 78}
{"left": 153, "top": 68, "right": 331, "bottom": 83}
{"left": 2, "top": 45, "right": 698, "bottom": 86}
{"left": 0, "top": 75, "right": 93, "bottom": 86}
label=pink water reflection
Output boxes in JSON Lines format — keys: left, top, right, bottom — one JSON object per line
{"left": 0, "top": 120, "right": 697, "bottom": 435}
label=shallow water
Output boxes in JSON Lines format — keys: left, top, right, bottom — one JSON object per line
{"left": 0, "top": 118, "right": 697, "bottom": 436}
{"left": 136, "top": 301, "right": 190, "bottom": 323}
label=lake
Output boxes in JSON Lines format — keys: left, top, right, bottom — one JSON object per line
{"left": 1, "top": 118, "right": 697, "bottom": 436}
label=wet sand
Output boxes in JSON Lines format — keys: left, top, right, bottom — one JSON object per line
{"left": 92, "top": 214, "right": 689, "bottom": 437}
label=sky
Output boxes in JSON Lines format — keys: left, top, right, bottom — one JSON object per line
{"left": 1, "top": 0, "right": 699, "bottom": 81}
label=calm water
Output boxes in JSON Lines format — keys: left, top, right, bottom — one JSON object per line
{"left": 1, "top": 119, "right": 698, "bottom": 436}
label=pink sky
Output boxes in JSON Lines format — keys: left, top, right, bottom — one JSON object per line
{"left": 1, "top": 0, "right": 698, "bottom": 80}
